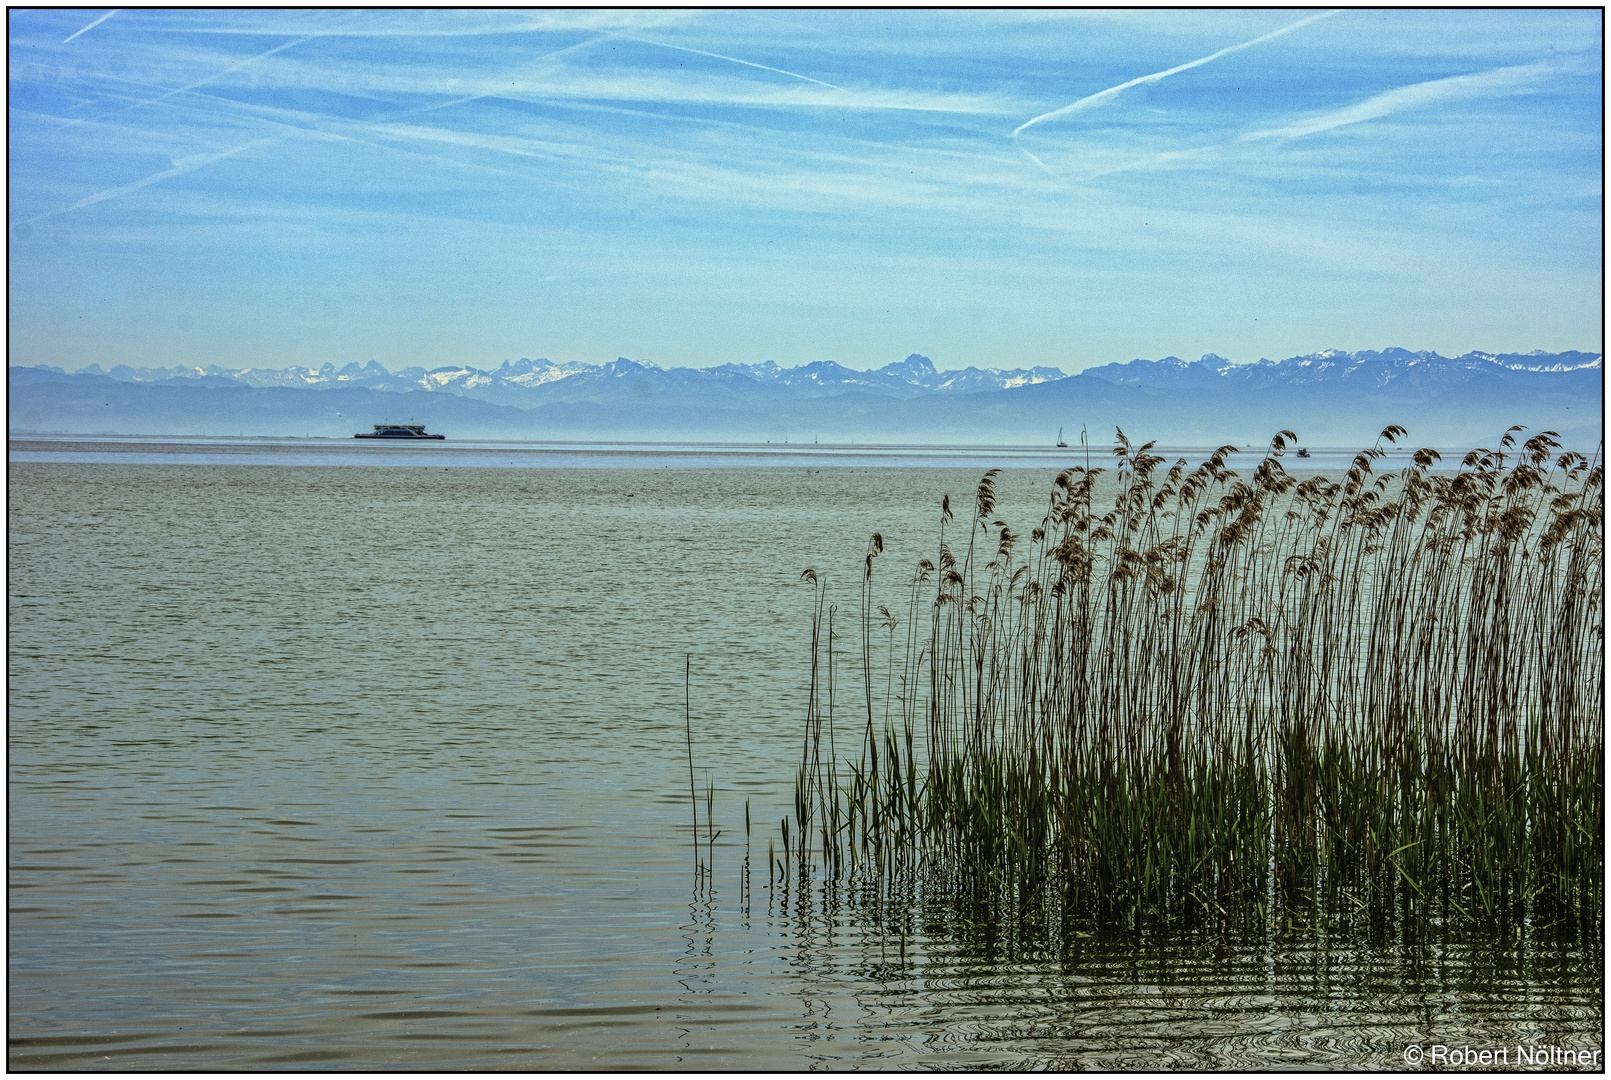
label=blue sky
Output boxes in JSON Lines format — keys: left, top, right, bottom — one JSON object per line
{"left": 8, "top": 8, "right": 1602, "bottom": 374}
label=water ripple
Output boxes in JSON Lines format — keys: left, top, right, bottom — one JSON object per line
{"left": 9, "top": 464, "right": 1603, "bottom": 1068}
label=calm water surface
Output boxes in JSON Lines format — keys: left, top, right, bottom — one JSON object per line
{"left": 9, "top": 456, "right": 1602, "bottom": 1069}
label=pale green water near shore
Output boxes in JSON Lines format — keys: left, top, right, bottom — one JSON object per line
{"left": 9, "top": 461, "right": 1601, "bottom": 1069}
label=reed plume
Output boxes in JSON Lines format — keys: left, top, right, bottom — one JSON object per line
{"left": 786, "top": 427, "right": 1603, "bottom": 934}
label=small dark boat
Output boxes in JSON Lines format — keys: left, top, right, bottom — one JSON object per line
{"left": 1296, "top": 447, "right": 1310, "bottom": 458}
{"left": 354, "top": 423, "right": 444, "bottom": 440}
{"left": 1056, "top": 426, "right": 1068, "bottom": 448}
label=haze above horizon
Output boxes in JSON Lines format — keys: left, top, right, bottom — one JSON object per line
{"left": 9, "top": 9, "right": 1601, "bottom": 374}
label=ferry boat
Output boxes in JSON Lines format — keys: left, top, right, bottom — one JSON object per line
{"left": 354, "top": 423, "right": 445, "bottom": 440}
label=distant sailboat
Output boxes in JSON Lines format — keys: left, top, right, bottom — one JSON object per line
{"left": 1056, "top": 427, "right": 1068, "bottom": 448}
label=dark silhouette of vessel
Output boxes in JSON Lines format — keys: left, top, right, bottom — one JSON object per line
{"left": 354, "top": 423, "right": 444, "bottom": 440}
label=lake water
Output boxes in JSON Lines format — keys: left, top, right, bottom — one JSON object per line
{"left": 8, "top": 444, "right": 1603, "bottom": 1069}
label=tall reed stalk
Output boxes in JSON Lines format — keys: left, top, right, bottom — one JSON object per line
{"left": 787, "top": 427, "right": 1603, "bottom": 933}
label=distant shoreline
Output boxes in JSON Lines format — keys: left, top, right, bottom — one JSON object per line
{"left": 8, "top": 433, "right": 1501, "bottom": 471}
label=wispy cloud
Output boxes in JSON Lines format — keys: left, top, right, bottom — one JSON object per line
{"left": 237, "top": 55, "right": 1009, "bottom": 116}
{"left": 22, "top": 77, "right": 1031, "bottom": 229}
{"left": 1070, "top": 60, "right": 1567, "bottom": 182}
{"left": 1239, "top": 61, "right": 1556, "bottom": 142}
{"left": 129, "top": 9, "right": 685, "bottom": 38}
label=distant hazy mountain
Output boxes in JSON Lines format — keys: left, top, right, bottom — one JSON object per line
{"left": 37, "top": 353, "right": 1066, "bottom": 403}
{"left": 9, "top": 348, "right": 1601, "bottom": 450}
{"left": 1080, "top": 348, "right": 1604, "bottom": 390}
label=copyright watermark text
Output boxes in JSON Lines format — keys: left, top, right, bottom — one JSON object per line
{"left": 1403, "top": 1043, "right": 1602, "bottom": 1069}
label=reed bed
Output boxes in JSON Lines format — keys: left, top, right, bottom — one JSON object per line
{"left": 780, "top": 427, "right": 1603, "bottom": 934}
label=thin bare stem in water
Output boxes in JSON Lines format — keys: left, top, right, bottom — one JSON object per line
{"left": 686, "top": 654, "right": 698, "bottom": 869}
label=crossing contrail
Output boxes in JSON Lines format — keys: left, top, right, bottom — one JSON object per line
{"left": 628, "top": 36, "right": 845, "bottom": 91}
{"left": 63, "top": 34, "right": 318, "bottom": 128}
{"left": 1013, "top": 10, "right": 1340, "bottom": 139}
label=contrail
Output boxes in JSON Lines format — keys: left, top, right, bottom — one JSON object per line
{"left": 24, "top": 38, "right": 576, "bottom": 227}
{"left": 27, "top": 28, "right": 587, "bottom": 224}
{"left": 1019, "top": 144, "right": 1059, "bottom": 180}
{"left": 1013, "top": 10, "right": 1340, "bottom": 138}
{"left": 63, "top": 34, "right": 317, "bottom": 127}
{"left": 19, "top": 136, "right": 279, "bottom": 226}
{"left": 413, "top": 33, "right": 610, "bottom": 114}
{"left": 64, "top": 9, "right": 118, "bottom": 43}
{"left": 125, "top": 35, "right": 318, "bottom": 112}
{"left": 628, "top": 36, "right": 845, "bottom": 90}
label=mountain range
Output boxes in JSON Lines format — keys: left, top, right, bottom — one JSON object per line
{"left": 20, "top": 353, "right": 1070, "bottom": 403}
{"left": 10, "top": 348, "right": 1601, "bottom": 449}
